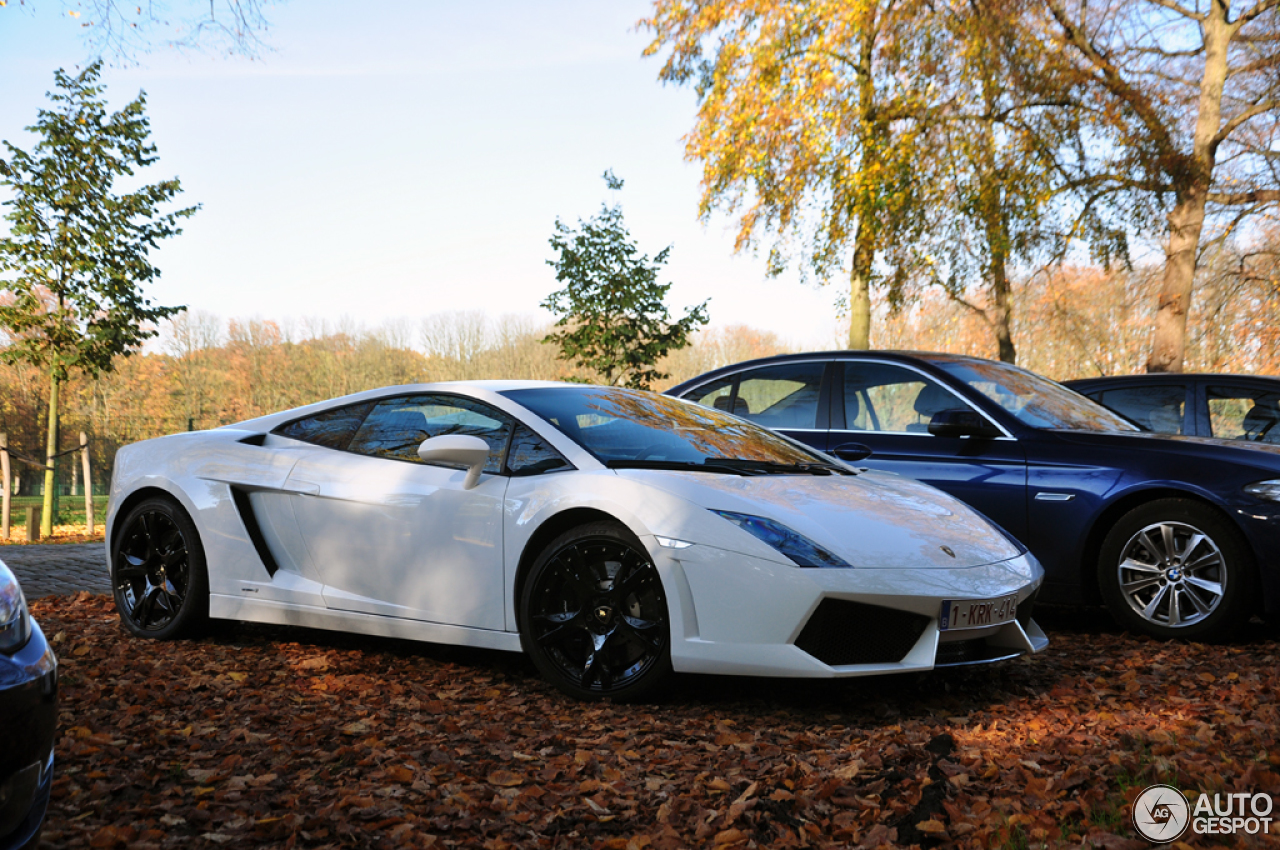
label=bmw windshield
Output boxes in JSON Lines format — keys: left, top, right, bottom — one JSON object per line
{"left": 933, "top": 359, "right": 1139, "bottom": 431}
{"left": 502, "top": 386, "right": 848, "bottom": 474}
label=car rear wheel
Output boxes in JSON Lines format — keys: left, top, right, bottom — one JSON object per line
{"left": 519, "top": 522, "right": 671, "bottom": 701}
{"left": 1098, "top": 499, "right": 1254, "bottom": 641}
{"left": 111, "top": 496, "right": 209, "bottom": 640}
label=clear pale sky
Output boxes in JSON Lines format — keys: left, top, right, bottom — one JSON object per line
{"left": 1, "top": 1, "right": 848, "bottom": 348}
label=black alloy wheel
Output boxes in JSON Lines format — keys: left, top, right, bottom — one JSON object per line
{"left": 1098, "top": 498, "right": 1254, "bottom": 642}
{"left": 112, "top": 497, "right": 209, "bottom": 639}
{"left": 520, "top": 522, "right": 671, "bottom": 701}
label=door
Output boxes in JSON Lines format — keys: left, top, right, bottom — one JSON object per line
{"left": 830, "top": 360, "right": 1029, "bottom": 540}
{"left": 282, "top": 393, "right": 513, "bottom": 629}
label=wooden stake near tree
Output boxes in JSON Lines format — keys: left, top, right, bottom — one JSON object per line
{"left": 81, "top": 431, "right": 94, "bottom": 535}
{"left": 1, "top": 434, "right": 9, "bottom": 540}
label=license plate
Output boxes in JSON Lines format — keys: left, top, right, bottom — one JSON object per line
{"left": 939, "top": 594, "right": 1018, "bottom": 631}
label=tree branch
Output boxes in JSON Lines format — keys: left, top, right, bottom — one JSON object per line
{"left": 1206, "top": 188, "right": 1280, "bottom": 204}
{"left": 1213, "top": 100, "right": 1280, "bottom": 145}
{"left": 1143, "top": 0, "right": 1205, "bottom": 21}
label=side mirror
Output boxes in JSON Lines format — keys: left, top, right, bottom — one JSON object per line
{"left": 928, "top": 409, "right": 1002, "bottom": 440}
{"left": 831, "top": 442, "right": 872, "bottom": 461}
{"left": 418, "top": 434, "right": 490, "bottom": 489}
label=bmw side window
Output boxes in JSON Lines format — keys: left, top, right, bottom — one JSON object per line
{"left": 843, "top": 363, "right": 971, "bottom": 433}
{"left": 506, "top": 424, "right": 574, "bottom": 476}
{"left": 732, "top": 363, "right": 824, "bottom": 429}
{"left": 684, "top": 376, "right": 740, "bottom": 415}
{"left": 347, "top": 395, "right": 514, "bottom": 471}
{"left": 274, "top": 402, "right": 374, "bottom": 450}
{"left": 1208, "top": 387, "right": 1280, "bottom": 442}
{"left": 1094, "top": 385, "right": 1185, "bottom": 434}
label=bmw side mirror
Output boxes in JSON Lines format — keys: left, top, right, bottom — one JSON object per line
{"left": 418, "top": 435, "right": 490, "bottom": 488}
{"left": 831, "top": 442, "right": 872, "bottom": 461}
{"left": 928, "top": 409, "right": 1002, "bottom": 440}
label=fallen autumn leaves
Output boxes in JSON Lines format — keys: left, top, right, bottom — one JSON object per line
{"left": 31, "top": 594, "right": 1280, "bottom": 849}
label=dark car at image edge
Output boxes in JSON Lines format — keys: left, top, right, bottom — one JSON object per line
{"left": 0, "top": 557, "right": 57, "bottom": 850}
{"left": 667, "top": 350, "right": 1280, "bottom": 641}
{"left": 1065, "top": 372, "right": 1280, "bottom": 442}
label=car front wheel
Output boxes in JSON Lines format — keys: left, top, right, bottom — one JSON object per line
{"left": 519, "top": 521, "right": 671, "bottom": 701}
{"left": 111, "top": 496, "right": 209, "bottom": 640}
{"left": 1098, "top": 499, "right": 1254, "bottom": 641}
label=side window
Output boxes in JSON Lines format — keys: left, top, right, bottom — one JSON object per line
{"left": 506, "top": 424, "right": 574, "bottom": 476}
{"left": 274, "top": 402, "right": 374, "bottom": 450}
{"left": 347, "top": 395, "right": 514, "bottom": 472}
{"left": 842, "top": 363, "right": 974, "bottom": 433}
{"left": 683, "top": 376, "right": 739, "bottom": 416}
{"left": 1093, "top": 385, "right": 1186, "bottom": 434}
{"left": 1208, "top": 387, "right": 1280, "bottom": 442}
{"left": 733, "top": 362, "right": 825, "bottom": 429}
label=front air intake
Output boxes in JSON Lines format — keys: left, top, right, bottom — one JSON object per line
{"left": 794, "top": 599, "right": 930, "bottom": 666}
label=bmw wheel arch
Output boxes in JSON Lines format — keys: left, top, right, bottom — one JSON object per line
{"left": 111, "top": 495, "right": 210, "bottom": 640}
{"left": 1098, "top": 498, "right": 1255, "bottom": 641}
{"left": 519, "top": 521, "right": 672, "bottom": 701}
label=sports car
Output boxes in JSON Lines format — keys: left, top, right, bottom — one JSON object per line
{"left": 106, "top": 382, "right": 1046, "bottom": 700}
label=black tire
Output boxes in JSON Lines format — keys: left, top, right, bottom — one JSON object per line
{"left": 111, "top": 496, "right": 209, "bottom": 640}
{"left": 519, "top": 521, "right": 672, "bottom": 701}
{"left": 1098, "top": 498, "right": 1254, "bottom": 641}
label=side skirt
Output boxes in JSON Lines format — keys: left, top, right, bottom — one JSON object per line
{"left": 209, "top": 595, "right": 524, "bottom": 653}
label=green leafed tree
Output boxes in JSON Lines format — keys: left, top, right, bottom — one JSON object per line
{"left": 0, "top": 61, "right": 197, "bottom": 534}
{"left": 542, "top": 171, "right": 709, "bottom": 390}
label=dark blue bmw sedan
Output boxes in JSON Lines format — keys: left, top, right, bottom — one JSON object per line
{"left": 0, "top": 557, "right": 56, "bottom": 850}
{"left": 667, "top": 351, "right": 1280, "bottom": 642}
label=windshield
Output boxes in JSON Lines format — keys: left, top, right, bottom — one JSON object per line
{"left": 933, "top": 359, "right": 1139, "bottom": 431}
{"left": 502, "top": 386, "right": 828, "bottom": 469}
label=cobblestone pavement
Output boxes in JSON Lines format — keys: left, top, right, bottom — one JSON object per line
{"left": 0, "top": 543, "right": 110, "bottom": 598}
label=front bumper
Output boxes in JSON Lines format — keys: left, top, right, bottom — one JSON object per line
{"left": 0, "top": 621, "right": 58, "bottom": 850}
{"left": 655, "top": 542, "right": 1047, "bottom": 678}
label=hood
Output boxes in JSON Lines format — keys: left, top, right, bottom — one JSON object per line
{"left": 617, "top": 468, "right": 1023, "bottom": 570}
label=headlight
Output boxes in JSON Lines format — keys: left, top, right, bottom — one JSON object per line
{"left": 711, "top": 510, "right": 852, "bottom": 568}
{"left": 1244, "top": 480, "right": 1280, "bottom": 502}
{"left": 0, "top": 561, "right": 32, "bottom": 654}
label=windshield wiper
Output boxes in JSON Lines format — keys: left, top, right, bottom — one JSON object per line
{"left": 607, "top": 458, "right": 854, "bottom": 476}
{"left": 712, "top": 459, "right": 854, "bottom": 476}
{"left": 605, "top": 459, "right": 761, "bottom": 476}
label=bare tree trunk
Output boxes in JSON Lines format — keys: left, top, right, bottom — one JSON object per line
{"left": 848, "top": 224, "right": 873, "bottom": 349}
{"left": 1147, "top": 193, "right": 1207, "bottom": 372}
{"left": 989, "top": 257, "right": 1017, "bottom": 363}
{"left": 41, "top": 369, "right": 59, "bottom": 537}
{"left": 1147, "top": 12, "right": 1229, "bottom": 373}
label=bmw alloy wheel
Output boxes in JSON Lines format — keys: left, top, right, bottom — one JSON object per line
{"left": 1116, "top": 521, "right": 1225, "bottom": 628}
{"left": 1099, "top": 499, "right": 1253, "bottom": 641}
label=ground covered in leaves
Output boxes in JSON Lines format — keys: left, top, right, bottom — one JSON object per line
{"left": 31, "top": 594, "right": 1280, "bottom": 849}
{"left": 0, "top": 523, "right": 104, "bottom": 545}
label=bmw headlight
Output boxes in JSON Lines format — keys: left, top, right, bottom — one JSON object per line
{"left": 0, "top": 560, "right": 32, "bottom": 654}
{"left": 1245, "top": 479, "right": 1280, "bottom": 502}
{"left": 711, "top": 510, "right": 852, "bottom": 568}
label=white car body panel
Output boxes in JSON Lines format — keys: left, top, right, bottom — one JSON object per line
{"left": 106, "top": 381, "right": 1047, "bottom": 682}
